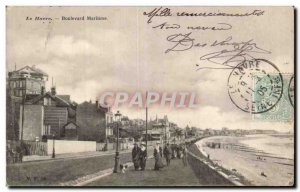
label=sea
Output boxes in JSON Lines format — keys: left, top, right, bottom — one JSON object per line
{"left": 239, "top": 134, "right": 294, "bottom": 159}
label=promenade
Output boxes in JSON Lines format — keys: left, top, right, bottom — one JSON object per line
{"left": 87, "top": 156, "right": 200, "bottom": 186}
{"left": 7, "top": 142, "right": 237, "bottom": 187}
{"left": 87, "top": 144, "right": 237, "bottom": 186}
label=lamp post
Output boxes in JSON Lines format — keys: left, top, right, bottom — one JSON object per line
{"left": 105, "top": 125, "right": 108, "bottom": 151}
{"left": 104, "top": 114, "right": 108, "bottom": 152}
{"left": 113, "top": 110, "right": 122, "bottom": 173}
{"left": 145, "top": 91, "right": 148, "bottom": 152}
{"left": 52, "top": 134, "right": 55, "bottom": 158}
{"left": 163, "top": 123, "right": 167, "bottom": 146}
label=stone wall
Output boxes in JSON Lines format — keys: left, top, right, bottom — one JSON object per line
{"left": 47, "top": 140, "right": 96, "bottom": 155}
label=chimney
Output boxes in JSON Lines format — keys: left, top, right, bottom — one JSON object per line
{"left": 41, "top": 86, "right": 45, "bottom": 95}
{"left": 51, "top": 86, "right": 56, "bottom": 95}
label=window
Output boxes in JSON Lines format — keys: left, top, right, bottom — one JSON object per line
{"left": 48, "top": 126, "right": 51, "bottom": 135}
{"left": 16, "top": 81, "right": 19, "bottom": 88}
{"left": 44, "top": 97, "right": 51, "bottom": 106}
{"left": 22, "top": 80, "right": 26, "bottom": 88}
{"left": 106, "top": 127, "right": 113, "bottom": 136}
{"left": 42, "top": 125, "right": 51, "bottom": 135}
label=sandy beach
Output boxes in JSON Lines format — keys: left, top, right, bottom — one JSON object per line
{"left": 196, "top": 134, "right": 294, "bottom": 186}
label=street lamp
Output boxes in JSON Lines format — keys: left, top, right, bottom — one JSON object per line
{"left": 113, "top": 110, "right": 122, "bottom": 173}
{"left": 52, "top": 134, "right": 55, "bottom": 158}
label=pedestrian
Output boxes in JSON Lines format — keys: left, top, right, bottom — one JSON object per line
{"left": 132, "top": 142, "right": 140, "bottom": 171}
{"left": 159, "top": 145, "right": 163, "bottom": 158}
{"left": 176, "top": 145, "right": 182, "bottom": 159}
{"left": 139, "top": 142, "right": 147, "bottom": 171}
{"left": 182, "top": 144, "right": 188, "bottom": 167}
{"left": 172, "top": 144, "right": 177, "bottom": 159}
{"left": 171, "top": 144, "right": 176, "bottom": 159}
{"left": 154, "top": 142, "right": 164, "bottom": 171}
{"left": 163, "top": 143, "right": 172, "bottom": 166}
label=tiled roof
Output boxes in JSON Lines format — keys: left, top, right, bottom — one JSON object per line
{"left": 57, "top": 95, "right": 70, "bottom": 102}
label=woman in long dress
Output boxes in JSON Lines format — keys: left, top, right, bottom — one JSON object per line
{"left": 132, "top": 143, "right": 140, "bottom": 171}
{"left": 154, "top": 143, "right": 164, "bottom": 171}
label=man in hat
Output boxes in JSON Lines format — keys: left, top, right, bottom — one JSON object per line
{"left": 139, "top": 142, "right": 147, "bottom": 171}
{"left": 132, "top": 142, "right": 141, "bottom": 171}
{"left": 163, "top": 143, "right": 172, "bottom": 166}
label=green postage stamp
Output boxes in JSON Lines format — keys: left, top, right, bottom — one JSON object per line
{"left": 253, "top": 73, "right": 294, "bottom": 121}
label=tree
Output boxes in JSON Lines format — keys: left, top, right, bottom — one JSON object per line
{"left": 191, "top": 127, "right": 198, "bottom": 136}
{"left": 174, "top": 128, "right": 184, "bottom": 140}
{"left": 185, "top": 125, "right": 191, "bottom": 133}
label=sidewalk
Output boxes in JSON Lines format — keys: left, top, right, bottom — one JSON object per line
{"left": 22, "top": 149, "right": 131, "bottom": 163}
{"left": 87, "top": 157, "right": 201, "bottom": 186}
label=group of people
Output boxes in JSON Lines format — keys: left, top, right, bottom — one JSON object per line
{"left": 132, "top": 142, "right": 147, "bottom": 171}
{"left": 132, "top": 141, "right": 188, "bottom": 171}
{"left": 154, "top": 142, "right": 188, "bottom": 170}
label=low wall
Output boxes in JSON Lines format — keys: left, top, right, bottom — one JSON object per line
{"left": 47, "top": 140, "right": 96, "bottom": 155}
{"left": 96, "top": 142, "right": 133, "bottom": 151}
{"left": 187, "top": 143, "right": 244, "bottom": 186}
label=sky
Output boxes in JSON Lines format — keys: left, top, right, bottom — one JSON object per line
{"left": 6, "top": 6, "right": 294, "bottom": 131}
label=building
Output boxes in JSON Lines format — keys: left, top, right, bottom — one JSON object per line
{"left": 19, "top": 87, "right": 76, "bottom": 141}
{"left": 143, "top": 129, "right": 163, "bottom": 141}
{"left": 7, "top": 65, "right": 48, "bottom": 97}
{"left": 105, "top": 108, "right": 114, "bottom": 138}
{"left": 7, "top": 65, "right": 48, "bottom": 140}
{"left": 132, "top": 119, "right": 145, "bottom": 127}
{"left": 76, "top": 101, "right": 110, "bottom": 142}
{"left": 204, "top": 128, "right": 215, "bottom": 136}
{"left": 142, "top": 115, "right": 171, "bottom": 143}
{"left": 221, "top": 127, "right": 230, "bottom": 135}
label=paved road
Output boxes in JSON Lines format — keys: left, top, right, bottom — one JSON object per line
{"left": 7, "top": 150, "right": 133, "bottom": 186}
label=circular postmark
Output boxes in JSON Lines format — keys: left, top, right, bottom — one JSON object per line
{"left": 288, "top": 75, "right": 294, "bottom": 107}
{"left": 227, "top": 59, "right": 283, "bottom": 114}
